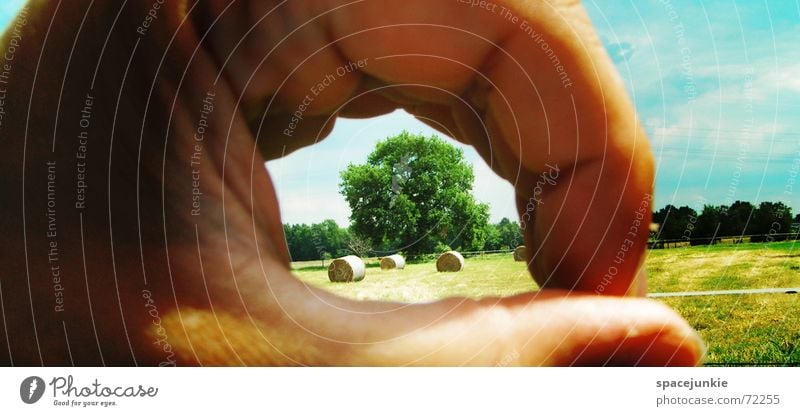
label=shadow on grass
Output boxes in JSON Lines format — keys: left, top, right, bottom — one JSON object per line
{"left": 293, "top": 262, "right": 381, "bottom": 272}
{"left": 292, "top": 265, "right": 327, "bottom": 272}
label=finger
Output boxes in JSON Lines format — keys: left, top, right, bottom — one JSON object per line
{"left": 475, "top": 3, "right": 655, "bottom": 295}
{"left": 254, "top": 111, "right": 338, "bottom": 161}
{"left": 513, "top": 293, "right": 704, "bottom": 366}
{"left": 337, "top": 78, "right": 400, "bottom": 119}
{"left": 195, "top": 0, "right": 364, "bottom": 113}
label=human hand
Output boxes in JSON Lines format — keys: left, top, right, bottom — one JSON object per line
{"left": 0, "top": 0, "right": 702, "bottom": 365}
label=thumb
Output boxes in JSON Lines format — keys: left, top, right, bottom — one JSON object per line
{"left": 508, "top": 292, "right": 705, "bottom": 366}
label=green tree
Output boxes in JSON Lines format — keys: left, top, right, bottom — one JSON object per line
{"left": 309, "top": 220, "right": 348, "bottom": 258}
{"left": 494, "top": 217, "right": 522, "bottom": 249}
{"left": 283, "top": 220, "right": 350, "bottom": 261}
{"left": 482, "top": 222, "right": 501, "bottom": 250}
{"left": 720, "top": 200, "right": 754, "bottom": 237}
{"left": 283, "top": 223, "right": 315, "bottom": 260}
{"left": 653, "top": 205, "right": 698, "bottom": 240}
{"left": 339, "top": 131, "right": 490, "bottom": 256}
{"left": 694, "top": 205, "right": 726, "bottom": 243}
{"left": 752, "top": 201, "right": 793, "bottom": 240}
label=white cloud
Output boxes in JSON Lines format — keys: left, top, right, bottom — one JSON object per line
{"left": 275, "top": 188, "right": 352, "bottom": 227}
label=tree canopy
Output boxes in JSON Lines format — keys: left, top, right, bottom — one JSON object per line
{"left": 339, "top": 131, "right": 492, "bottom": 256}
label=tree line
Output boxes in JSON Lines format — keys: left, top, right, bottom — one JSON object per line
{"left": 284, "top": 201, "right": 799, "bottom": 261}
{"left": 653, "top": 200, "right": 797, "bottom": 243}
{"left": 283, "top": 218, "right": 523, "bottom": 262}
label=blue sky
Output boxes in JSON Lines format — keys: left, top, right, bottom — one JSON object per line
{"left": 0, "top": 1, "right": 24, "bottom": 21}
{"left": 4, "top": 1, "right": 799, "bottom": 226}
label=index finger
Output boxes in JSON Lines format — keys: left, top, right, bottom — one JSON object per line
{"left": 483, "top": 0, "right": 654, "bottom": 296}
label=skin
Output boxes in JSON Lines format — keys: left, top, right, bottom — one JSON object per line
{"left": 0, "top": 0, "right": 703, "bottom": 365}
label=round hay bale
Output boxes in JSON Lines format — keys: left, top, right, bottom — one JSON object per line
{"left": 328, "top": 255, "right": 366, "bottom": 282}
{"left": 513, "top": 246, "right": 526, "bottom": 262}
{"left": 436, "top": 251, "right": 464, "bottom": 272}
{"left": 380, "top": 254, "right": 406, "bottom": 270}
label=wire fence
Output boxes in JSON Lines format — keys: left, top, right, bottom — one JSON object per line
{"left": 649, "top": 232, "right": 800, "bottom": 249}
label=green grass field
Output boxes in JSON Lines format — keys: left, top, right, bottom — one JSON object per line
{"left": 293, "top": 242, "right": 800, "bottom": 365}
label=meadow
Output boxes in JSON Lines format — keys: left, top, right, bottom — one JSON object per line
{"left": 293, "top": 242, "right": 800, "bottom": 365}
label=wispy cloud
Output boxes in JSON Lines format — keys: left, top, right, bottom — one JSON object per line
{"left": 587, "top": 0, "right": 800, "bottom": 210}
